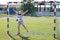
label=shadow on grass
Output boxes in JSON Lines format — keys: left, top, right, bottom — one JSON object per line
{"left": 18, "top": 34, "right": 30, "bottom": 40}
{"left": 7, "top": 32, "right": 15, "bottom": 40}
{"left": 55, "top": 38, "right": 60, "bottom": 40}
{"left": 55, "top": 37, "right": 60, "bottom": 40}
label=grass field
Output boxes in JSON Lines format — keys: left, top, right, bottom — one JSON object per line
{"left": 0, "top": 16, "right": 60, "bottom": 40}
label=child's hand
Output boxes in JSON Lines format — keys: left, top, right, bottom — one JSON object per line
{"left": 25, "top": 10, "right": 28, "bottom": 13}
{"left": 23, "top": 10, "right": 28, "bottom": 15}
{"left": 26, "top": 10, "right": 28, "bottom": 12}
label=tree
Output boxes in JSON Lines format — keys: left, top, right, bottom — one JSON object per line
{"left": 23, "top": 0, "right": 27, "bottom": 2}
{"left": 20, "top": 2, "right": 35, "bottom": 16}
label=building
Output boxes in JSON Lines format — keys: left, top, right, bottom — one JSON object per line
{"left": 34, "top": 1, "right": 60, "bottom": 16}
{"left": 0, "top": 4, "right": 7, "bottom": 13}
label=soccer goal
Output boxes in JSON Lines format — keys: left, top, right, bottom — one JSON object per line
{"left": 6, "top": 1, "right": 60, "bottom": 40}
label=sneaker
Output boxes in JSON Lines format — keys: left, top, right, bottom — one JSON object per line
{"left": 17, "top": 33, "right": 20, "bottom": 35}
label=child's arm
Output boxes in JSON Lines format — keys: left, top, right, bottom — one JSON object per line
{"left": 13, "top": 9, "right": 17, "bottom": 13}
{"left": 23, "top": 10, "right": 28, "bottom": 15}
{"left": 13, "top": 8, "right": 18, "bottom": 13}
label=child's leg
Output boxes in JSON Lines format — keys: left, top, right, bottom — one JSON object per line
{"left": 18, "top": 22, "right": 21, "bottom": 33}
{"left": 22, "top": 24, "right": 29, "bottom": 32}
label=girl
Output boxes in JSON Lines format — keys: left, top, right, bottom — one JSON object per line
{"left": 14, "top": 9, "right": 29, "bottom": 35}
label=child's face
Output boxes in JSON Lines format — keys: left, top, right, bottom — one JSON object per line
{"left": 21, "top": 10, "right": 23, "bottom": 13}
{"left": 19, "top": 10, "right": 23, "bottom": 14}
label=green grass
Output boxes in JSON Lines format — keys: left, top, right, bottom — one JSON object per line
{"left": 0, "top": 16, "right": 60, "bottom": 40}
{"left": 0, "top": 14, "right": 15, "bottom": 17}
{"left": 0, "top": 14, "right": 7, "bottom": 16}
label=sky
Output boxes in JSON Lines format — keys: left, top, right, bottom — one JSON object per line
{"left": 0, "top": 0, "right": 60, "bottom": 4}
{"left": 0, "top": 0, "right": 22, "bottom": 4}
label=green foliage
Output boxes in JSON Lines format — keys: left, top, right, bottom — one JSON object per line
{"left": 20, "top": 3, "right": 35, "bottom": 16}
{"left": 23, "top": 0, "right": 27, "bottom": 2}
{"left": 50, "top": 8, "right": 54, "bottom": 12}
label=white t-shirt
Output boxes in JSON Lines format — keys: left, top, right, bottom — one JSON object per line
{"left": 16, "top": 11, "right": 23, "bottom": 22}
